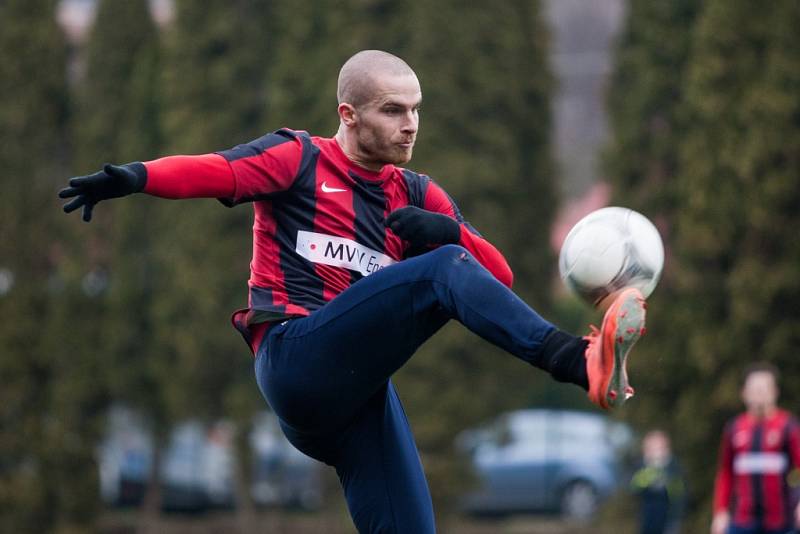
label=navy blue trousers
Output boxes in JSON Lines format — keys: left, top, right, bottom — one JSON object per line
{"left": 254, "top": 245, "right": 556, "bottom": 533}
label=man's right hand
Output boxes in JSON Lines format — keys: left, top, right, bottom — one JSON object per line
{"left": 710, "top": 510, "right": 729, "bottom": 534}
{"left": 59, "top": 162, "right": 147, "bottom": 222}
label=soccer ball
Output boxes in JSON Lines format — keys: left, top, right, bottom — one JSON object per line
{"left": 558, "top": 207, "right": 664, "bottom": 308}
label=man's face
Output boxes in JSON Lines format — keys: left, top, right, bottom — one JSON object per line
{"left": 352, "top": 73, "right": 421, "bottom": 167}
{"left": 742, "top": 371, "right": 779, "bottom": 415}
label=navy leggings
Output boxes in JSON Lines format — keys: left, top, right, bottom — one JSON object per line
{"left": 254, "top": 245, "right": 556, "bottom": 533}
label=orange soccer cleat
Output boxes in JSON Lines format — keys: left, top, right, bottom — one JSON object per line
{"left": 585, "top": 288, "right": 647, "bottom": 409}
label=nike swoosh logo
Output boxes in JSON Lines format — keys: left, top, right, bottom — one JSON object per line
{"left": 321, "top": 182, "right": 347, "bottom": 193}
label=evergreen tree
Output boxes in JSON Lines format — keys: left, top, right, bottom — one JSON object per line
{"left": 673, "top": 0, "right": 800, "bottom": 526}
{"left": 607, "top": 0, "right": 800, "bottom": 529}
{"left": 73, "top": 2, "right": 166, "bottom": 526}
{"left": 153, "top": 0, "right": 273, "bottom": 424}
{"left": 603, "top": 0, "right": 704, "bottom": 459}
{"left": 0, "top": 1, "right": 99, "bottom": 532}
{"left": 264, "top": 0, "right": 361, "bottom": 134}
{"left": 76, "top": 0, "right": 164, "bottom": 420}
{"left": 153, "top": 1, "right": 279, "bottom": 521}
{"left": 602, "top": 1, "right": 704, "bottom": 528}
{"left": 606, "top": 0, "right": 702, "bottom": 218}
{"left": 76, "top": 0, "right": 160, "bottom": 169}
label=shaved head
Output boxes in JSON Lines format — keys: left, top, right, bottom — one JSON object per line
{"left": 335, "top": 50, "right": 421, "bottom": 169}
{"left": 337, "top": 50, "right": 417, "bottom": 107}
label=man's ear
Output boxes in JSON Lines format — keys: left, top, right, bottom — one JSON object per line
{"left": 338, "top": 103, "right": 357, "bottom": 127}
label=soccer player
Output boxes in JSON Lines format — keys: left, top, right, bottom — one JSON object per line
{"left": 59, "top": 50, "right": 646, "bottom": 533}
{"left": 712, "top": 363, "right": 800, "bottom": 534}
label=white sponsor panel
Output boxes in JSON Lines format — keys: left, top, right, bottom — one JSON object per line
{"left": 295, "top": 230, "right": 396, "bottom": 276}
{"left": 733, "top": 452, "right": 788, "bottom": 474}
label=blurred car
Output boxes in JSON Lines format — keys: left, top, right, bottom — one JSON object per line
{"left": 97, "top": 406, "right": 153, "bottom": 507}
{"left": 159, "top": 420, "right": 236, "bottom": 511}
{"left": 98, "top": 406, "right": 322, "bottom": 512}
{"left": 98, "top": 407, "right": 237, "bottom": 511}
{"left": 250, "top": 412, "right": 323, "bottom": 511}
{"left": 456, "top": 409, "right": 633, "bottom": 520}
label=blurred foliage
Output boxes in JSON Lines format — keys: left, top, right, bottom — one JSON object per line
{"left": 78, "top": 0, "right": 166, "bottom": 432}
{"left": 606, "top": 0, "right": 800, "bottom": 530}
{"left": 152, "top": 0, "right": 272, "bottom": 427}
{"left": 0, "top": 1, "right": 94, "bottom": 532}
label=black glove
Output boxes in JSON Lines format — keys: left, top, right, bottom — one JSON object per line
{"left": 59, "top": 162, "right": 147, "bottom": 222}
{"left": 385, "top": 206, "right": 461, "bottom": 249}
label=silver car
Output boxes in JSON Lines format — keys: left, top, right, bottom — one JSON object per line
{"left": 457, "top": 409, "right": 632, "bottom": 520}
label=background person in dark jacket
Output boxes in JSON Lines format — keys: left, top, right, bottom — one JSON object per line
{"left": 631, "top": 429, "right": 686, "bottom": 534}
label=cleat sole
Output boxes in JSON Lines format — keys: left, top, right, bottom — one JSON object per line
{"left": 606, "top": 292, "right": 646, "bottom": 408}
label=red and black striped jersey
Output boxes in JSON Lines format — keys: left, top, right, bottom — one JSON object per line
{"left": 143, "top": 129, "right": 513, "bottom": 350}
{"left": 713, "top": 409, "right": 800, "bottom": 530}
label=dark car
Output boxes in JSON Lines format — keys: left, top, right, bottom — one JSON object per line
{"left": 457, "top": 409, "right": 632, "bottom": 520}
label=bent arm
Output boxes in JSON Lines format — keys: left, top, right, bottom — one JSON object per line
{"left": 457, "top": 227, "right": 514, "bottom": 288}
{"left": 424, "top": 182, "right": 514, "bottom": 288}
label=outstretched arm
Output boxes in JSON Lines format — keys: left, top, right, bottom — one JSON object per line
{"left": 143, "top": 154, "right": 235, "bottom": 199}
{"left": 59, "top": 129, "right": 305, "bottom": 220}
{"left": 58, "top": 155, "right": 235, "bottom": 221}
{"left": 386, "top": 180, "right": 513, "bottom": 287}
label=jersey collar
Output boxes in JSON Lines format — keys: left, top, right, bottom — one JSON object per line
{"left": 330, "top": 137, "right": 395, "bottom": 182}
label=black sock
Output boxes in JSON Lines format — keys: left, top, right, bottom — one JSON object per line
{"left": 537, "top": 329, "right": 589, "bottom": 391}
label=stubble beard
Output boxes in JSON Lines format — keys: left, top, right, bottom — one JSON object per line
{"left": 358, "top": 132, "right": 411, "bottom": 166}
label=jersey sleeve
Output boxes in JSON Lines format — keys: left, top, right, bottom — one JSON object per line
{"left": 713, "top": 422, "right": 734, "bottom": 513}
{"left": 787, "top": 417, "right": 800, "bottom": 469}
{"left": 141, "top": 129, "right": 305, "bottom": 204}
{"left": 143, "top": 153, "right": 235, "bottom": 199}
{"left": 423, "top": 180, "right": 514, "bottom": 288}
{"left": 215, "top": 128, "right": 305, "bottom": 206}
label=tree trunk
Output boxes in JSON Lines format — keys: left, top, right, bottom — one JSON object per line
{"left": 137, "top": 435, "right": 162, "bottom": 534}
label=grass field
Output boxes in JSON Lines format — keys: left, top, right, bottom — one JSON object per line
{"left": 99, "top": 509, "right": 631, "bottom": 534}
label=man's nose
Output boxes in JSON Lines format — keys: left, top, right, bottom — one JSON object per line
{"left": 401, "top": 111, "right": 418, "bottom": 134}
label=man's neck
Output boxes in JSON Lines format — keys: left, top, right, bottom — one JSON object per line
{"left": 748, "top": 405, "right": 777, "bottom": 419}
{"left": 334, "top": 129, "right": 383, "bottom": 171}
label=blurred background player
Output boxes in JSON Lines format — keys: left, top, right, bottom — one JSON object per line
{"left": 712, "top": 363, "right": 800, "bottom": 534}
{"left": 631, "top": 429, "right": 686, "bottom": 534}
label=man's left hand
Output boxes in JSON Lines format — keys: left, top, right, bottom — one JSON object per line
{"left": 385, "top": 206, "right": 460, "bottom": 249}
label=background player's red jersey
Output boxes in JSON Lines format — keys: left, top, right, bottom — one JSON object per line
{"left": 713, "top": 409, "right": 800, "bottom": 530}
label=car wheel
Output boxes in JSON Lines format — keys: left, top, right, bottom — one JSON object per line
{"left": 560, "top": 480, "right": 599, "bottom": 521}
